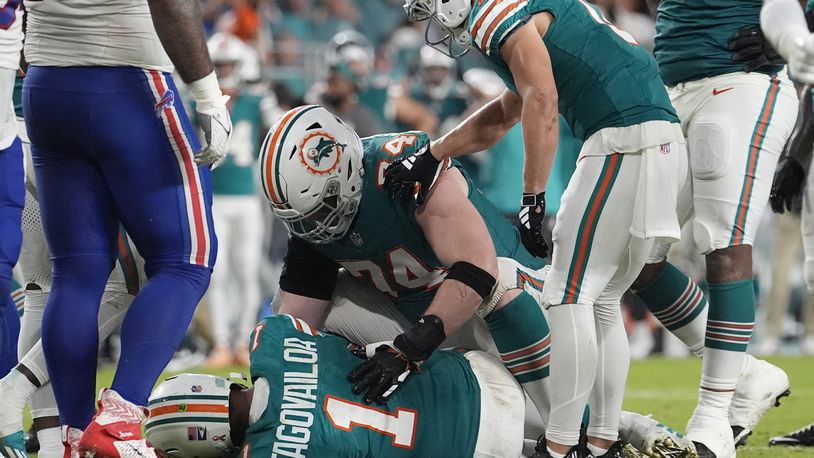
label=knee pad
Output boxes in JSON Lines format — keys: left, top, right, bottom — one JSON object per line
{"left": 692, "top": 219, "right": 716, "bottom": 255}
{"left": 688, "top": 119, "right": 732, "bottom": 181}
{"left": 479, "top": 257, "right": 524, "bottom": 318}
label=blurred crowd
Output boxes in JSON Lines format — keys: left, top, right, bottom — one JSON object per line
{"left": 149, "top": 0, "right": 812, "bottom": 371}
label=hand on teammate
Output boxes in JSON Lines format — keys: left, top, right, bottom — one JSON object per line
{"left": 348, "top": 341, "right": 419, "bottom": 405}
{"left": 518, "top": 192, "right": 549, "bottom": 259}
{"left": 194, "top": 94, "right": 233, "bottom": 169}
{"left": 770, "top": 157, "right": 806, "bottom": 214}
{"left": 383, "top": 144, "right": 448, "bottom": 206}
{"left": 729, "top": 26, "right": 785, "bottom": 73}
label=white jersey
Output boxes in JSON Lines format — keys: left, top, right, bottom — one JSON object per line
{"left": 24, "top": 0, "right": 173, "bottom": 72}
{"left": 0, "top": 1, "right": 23, "bottom": 70}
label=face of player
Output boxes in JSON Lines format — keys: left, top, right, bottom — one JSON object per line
{"left": 214, "top": 62, "right": 240, "bottom": 96}
{"left": 325, "top": 73, "right": 356, "bottom": 106}
{"left": 424, "top": 65, "right": 451, "bottom": 86}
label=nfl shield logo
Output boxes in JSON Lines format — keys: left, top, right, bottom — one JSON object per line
{"left": 191, "top": 385, "right": 203, "bottom": 393}
{"left": 659, "top": 143, "right": 671, "bottom": 154}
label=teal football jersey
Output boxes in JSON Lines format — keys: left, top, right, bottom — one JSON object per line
{"left": 311, "top": 131, "right": 544, "bottom": 322}
{"left": 245, "top": 314, "right": 482, "bottom": 458}
{"left": 655, "top": 0, "right": 782, "bottom": 86}
{"left": 210, "top": 93, "right": 265, "bottom": 196}
{"left": 13, "top": 73, "right": 22, "bottom": 118}
{"left": 468, "top": 0, "right": 678, "bottom": 140}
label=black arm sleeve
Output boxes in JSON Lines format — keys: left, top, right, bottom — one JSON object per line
{"left": 279, "top": 236, "right": 340, "bottom": 300}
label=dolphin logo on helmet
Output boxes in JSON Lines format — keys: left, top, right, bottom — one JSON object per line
{"left": 259, "top": 105, "right": 365, "bottom": 244}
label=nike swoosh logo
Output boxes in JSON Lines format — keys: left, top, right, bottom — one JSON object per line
{"left": 712, "top": 87, "right": 734, "bottom": 96}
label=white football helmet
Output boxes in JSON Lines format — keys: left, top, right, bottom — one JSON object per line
{"left": 404, "top": 0, "right": 472, "bottom": 57}
{"left": 145, "top": 374, "right": 242, "bottom": 458}
{"left": 259, "top": 105, "right": 364, "bottom": 244}
{"left": 207, "top": 32, "right": 257, "bottom": 89}
{"left": 418, "top": 45, "right": 457, "bottom": 100}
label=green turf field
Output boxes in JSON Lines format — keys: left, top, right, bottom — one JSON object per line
{"left": 25, "top": 356, "right": 814, "bottom": 457}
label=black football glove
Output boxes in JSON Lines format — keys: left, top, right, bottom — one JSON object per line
{"left": 770, "top": 157, "right": 806, "bottom": 214}
{"left": 383, "top": 145, "right": 449, "bottom": 206}
{"left": 518, "top": 192, "right": 549, "bottom": 258}
{"left": 348, "top": 342, "right": 417, "bottom": 404}
{"left": 729, "top": 25, "right": 785, "bottom": 73}
{"left": 348, "top": 315, "right": 445, "bottom": 405}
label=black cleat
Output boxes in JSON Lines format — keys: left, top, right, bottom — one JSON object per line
{"left": 769, "top": 422, "right": 814, "bottom": 446}
{"left": 692, "top": 441, "right": 717, "bottom": 458}
{"left": 731, "top": 425, "right": 751, "bottom": 447}
{"left": 25, "top": 425, "right": 39, "bottom": 454}
{"left": 530, "top": 436, "right": 591, "bottom": 458}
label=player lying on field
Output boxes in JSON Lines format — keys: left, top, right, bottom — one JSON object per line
{"left": 258, "top": 104, "right": 565, "bottom": 441}
{"left": 143, "top": 314, "right": 698, "bottom": 458}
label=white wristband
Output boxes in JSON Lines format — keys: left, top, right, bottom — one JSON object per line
{"left": 189, "top": 71, "right": 223, "bottom": 106}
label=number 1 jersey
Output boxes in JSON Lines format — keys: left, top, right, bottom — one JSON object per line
{"left": 245, "top": 314, "right": 482, "bottom": 457}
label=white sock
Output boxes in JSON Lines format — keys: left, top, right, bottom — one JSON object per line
{"left": 588, "top": 303, "right": 628, "bottom": 441}
{"left": 547, "top": 447, "right": 566, "bottom": 458}
{"left": 0, "top": 369, "right": 38, "bottom": 433}
{"left": 547, "top": 304, "right": 597, "bottom": 447}
{"left": 587, "top": 443, "right": 609, "bottom": 457}
{"left": 696, "top": 348, "right": 741, "bottom": 416}
{"left": 18, "top": 287, "right": 46, "bottom": 357}
{"left": 670, "top": 307, "right": 707, "bottom": 357}
{"left": 35, "top": 426, "right": 63, "bottom": 458}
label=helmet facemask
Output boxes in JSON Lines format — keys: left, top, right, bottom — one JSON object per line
{"left": 277, "top": 178, "right": 359, "bottom": 244}
{"left": 404, "top": 0, "right": 471, "bottom": 58}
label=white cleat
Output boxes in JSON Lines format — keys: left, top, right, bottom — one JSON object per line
{"left": 619, "top": 411, "right": 698, "bottom": 458}
{"left": 729, "top": 355, "right": 790, "bottom": 446}
{"left": 686, "top": 408, "right": 735, "bottom": 458}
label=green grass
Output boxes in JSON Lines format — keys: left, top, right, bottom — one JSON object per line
{"left": 623, "top": 356, "right": 814, "bottom": 457}
{"left": 25, "top": 357, "right": 814, "bottom": 457}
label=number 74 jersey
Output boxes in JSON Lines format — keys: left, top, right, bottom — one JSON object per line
{"left": 244, "top": 315, "right": 485, "bottom": 457}
{"left": 310, "top": 131, "right": 543, "bottom": 323}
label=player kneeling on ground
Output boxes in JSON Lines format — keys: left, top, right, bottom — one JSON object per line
{"left": 144, "top": 314, "right": 527, "bottom": 457}
{"left": 259, "top": 105, "right": 554, "bottom": 432}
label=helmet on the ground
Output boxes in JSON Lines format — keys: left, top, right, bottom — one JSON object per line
{"left": 259, "top": 105, "right": 364, "bottom": 244}
{"left": 145, "top": 374, "right": 239, "bottom": 458}
{"left": 403, "top": 0, "right": 471, "bottom": 57}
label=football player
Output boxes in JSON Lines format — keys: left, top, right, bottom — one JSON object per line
{"left": 22, "top": 0, "right": 231, "bottom": 455}
{"left": 144, "top": 314, "right": 528, "bottom": 458}
{"left": 144, "top": 315, "right": 700, "bottom": 458}
{"left": 619, "top": 2, "right": 799, "bottom": 457}
{"left": 0, "top": 87, "right": 147, "bottom": 456}
{"left": 399, "top": 1, "right": 687, "bottom": 456}
{"left": 0, "top": 0, "right": 23, "bottom": 380}
{"left": 203, "top": 32, "right": 268, "bottom": 369}
{"left": 260, "top": 105, "right": 555, "bottom": 440}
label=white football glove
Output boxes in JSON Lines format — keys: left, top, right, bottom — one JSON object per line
{"left": 788, "top": 35, "right": 814, "bottom": 85}
{"left": 189, "top": 72, "right": 233, "bottom": 169}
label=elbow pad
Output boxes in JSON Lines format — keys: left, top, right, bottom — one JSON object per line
{"left": 445, "top": 261, "right": 497, "bottom": 299}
